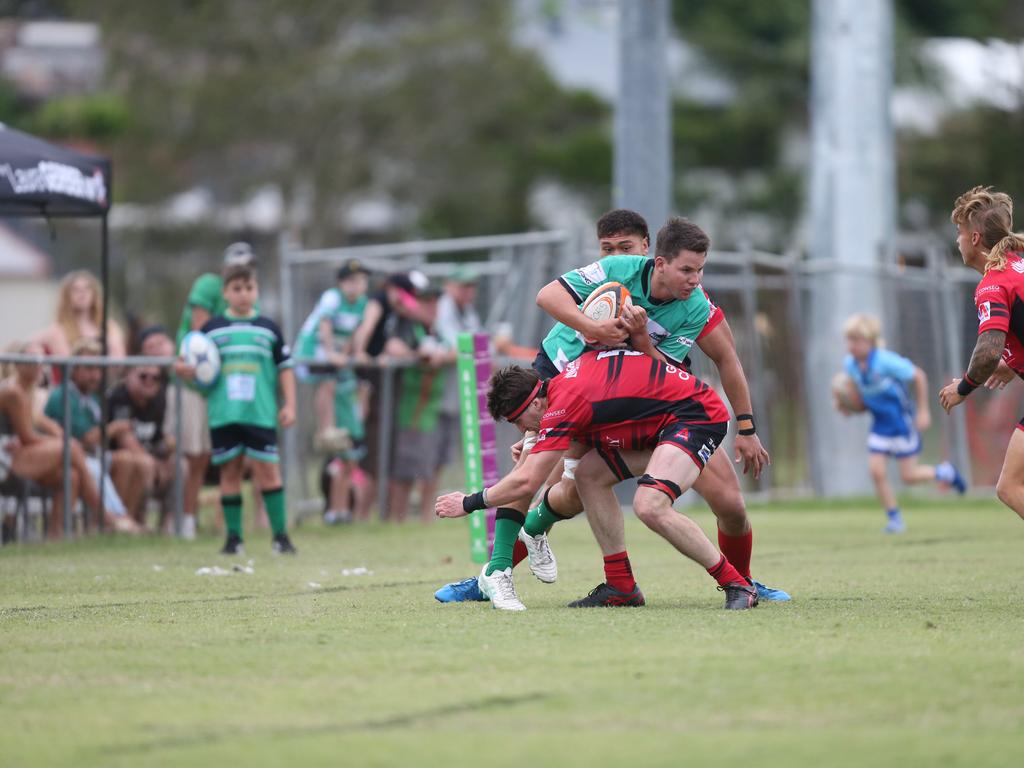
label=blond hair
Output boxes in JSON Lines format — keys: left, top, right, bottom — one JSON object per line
{"left": 950, "top": 185, "right": 1024, "bottom": 273}
{"left": 842, "top": 313, "right": 883, "bottom": 346}
{"left": 55, "top": 270, "right": 104, "bottom": 348}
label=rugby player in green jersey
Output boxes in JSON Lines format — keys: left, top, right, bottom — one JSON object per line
{"left": 185, "top": 260, "right": 298, "bottom": 555}
{"left": 435, "top": 212, "right": 790, "bottom": 607}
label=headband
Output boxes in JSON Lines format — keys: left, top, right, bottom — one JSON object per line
{"left": 504, "top": 379, "right": 544, "bottom": 421}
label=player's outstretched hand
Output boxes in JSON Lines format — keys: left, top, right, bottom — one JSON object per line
{"left": 939, "top": 380, "right": 964, "bottom": 413}
{"left": 278, "top": 404, "right": 296, "bottom": 428}
{"left": 173, "top": 359, "right": 196, "bottom": 382}
{"left": 734, "top": 433, "right": 770, "bottom": 479}
{"left": 985, "top": 359, "right": 1015, "bottom": 390}
{"left": 435, "top": 492, "right": 468, "bottom": 519}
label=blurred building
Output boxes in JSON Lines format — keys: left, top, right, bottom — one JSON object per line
{"left": 0, "top": 19, "right": 103, "bottom": 98}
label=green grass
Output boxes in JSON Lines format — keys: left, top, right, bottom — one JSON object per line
{"left": 1, "top": 497, "right": 1022, "bottom": 767}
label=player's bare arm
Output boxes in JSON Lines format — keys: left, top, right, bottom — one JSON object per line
{"left": 912, "top": 367, "right": 931, "bottom": 432}
{"left": 940, "top": 329, "right": 1007, "bottom": 412}
{"left": 536, "top": 279, "right": 627, "bottom": 348}
{"left": 435, "top": 450, "right": 562, "bottom": 518}
{"left": 696, "top": 319, "right": 771, "bottom": 478}
{"left": 350, "top": 299, "right": 384, "bottom": 362}
{"left": 278, "top": 367, "right": 297, "bottom": 427}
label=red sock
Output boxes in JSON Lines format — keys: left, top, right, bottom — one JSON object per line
{"left": 511, "top": 539, "right": 528, "bottom": 568}
{"left": 717, "top": 529, "right": 753, "bottom": 580}
{"left": 603, "top": 551, "right": 637, "bottom": 593}
{"left": 707, "top": 554, "right": 745, "bottom": 587}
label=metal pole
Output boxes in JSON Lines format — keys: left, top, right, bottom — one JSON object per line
{"left": 61, "top": 361, "right": 72, "bottom": 535}
{"left": 615, "top": 0, "right": 671, "bottom": 228}
{"left": 376, "top": 362, "right": 394, "bottom": 520}
{"left": 98, "top": 212, "right": 110, "bottom": 528}
{"left": 172, "top": 379, "right": 184, "bottom": 536}
{"left": 278, "top": 231, "right": 298, "bottom": 503}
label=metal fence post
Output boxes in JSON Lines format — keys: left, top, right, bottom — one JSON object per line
{"left": 173, "top": 379, "right": 184, "bottom": 536}
{"left": 61, "top": 361, "right": 72, "bottom": 536}
{"left": 376, "top": 362, "right": 394, "bottom": 520}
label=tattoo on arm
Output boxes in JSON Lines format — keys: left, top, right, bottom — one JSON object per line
{"left": 966, "top": 330, "right": 1007, "bottom": 383}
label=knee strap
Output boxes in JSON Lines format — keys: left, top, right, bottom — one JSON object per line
{"left": 637, "top": 474, "right": 683, "bottom": 503}
{"left": 562, "top": 457, "right": 580, "bottom": 481}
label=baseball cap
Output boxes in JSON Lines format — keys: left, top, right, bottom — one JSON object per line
{"left": 449, "top": 265, "right": 479, "bottom": 284}
{"left": 223, "top": 241, "right": 256, "bottom": 266}
{"left": 337, "top": 259, "right": 369, "bottom": 281}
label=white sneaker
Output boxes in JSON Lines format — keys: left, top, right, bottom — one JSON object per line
{"left": 477, "top": 566, "right": 526, "bottom": 611}
{"left": 181, "top": 515, "right": 197, "bottom": 541}
{"left": 517, "top": 527, "right": 557, "bottom": 583}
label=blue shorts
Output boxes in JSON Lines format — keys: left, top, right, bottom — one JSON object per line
{"left": 867, "top": 430, "right": 921, "bottom": 458}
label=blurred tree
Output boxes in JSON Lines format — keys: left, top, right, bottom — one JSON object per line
{"left": 57, "top": 0, "right": 610, "bottom": 243}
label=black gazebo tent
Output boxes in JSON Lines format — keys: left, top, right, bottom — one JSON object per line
{"left": 0, "top": 123, "right": 114, "bottom": 528}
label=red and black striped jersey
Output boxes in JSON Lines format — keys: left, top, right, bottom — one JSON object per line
{"left": 975, "top": 253, "right": 1024, "bottom": 375}
{"left": 532, "top": 349, "right": 729, "bottom": 454}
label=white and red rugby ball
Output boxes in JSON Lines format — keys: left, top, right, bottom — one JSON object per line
{"left": 580, "top": 281, "right": 632, "bottom": 343}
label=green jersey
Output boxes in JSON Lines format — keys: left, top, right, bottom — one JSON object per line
{"left": 201, "top": 312, "right": 293, "bottom": 429}
{"left": 396, "top": 325, "right": 446, "bottom": 431}
{"left": 176, "top": 273, "right": 261, "bottom": 346}
{"left": 541, "top": 255, "right": 718, "bottom": 370}
{"left": 44, "top": 383, "right": 101, "bottom": 441}
{"left": 294, "top": 288, "right": 368, "bottom": 358}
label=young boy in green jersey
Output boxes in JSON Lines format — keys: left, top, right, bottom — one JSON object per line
{"left": 195, "top": 261, "right": 297, "bottom": 555}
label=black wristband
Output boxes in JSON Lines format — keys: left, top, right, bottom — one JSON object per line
{"left": 956, "top": 375, "right": 979, "bottom": 398}
{"left": 462, "top": 490, "right": 487, "bottom": 513}
{"left": 736, "top": 413, "right": 756, "bottom": 436}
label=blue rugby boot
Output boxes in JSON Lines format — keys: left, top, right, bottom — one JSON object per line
{"left": 751, "top": 579, "right": 791, "bottom": 602}
{"left": 936, "top": 461, "right": 968, "bottom": 495}
{"left": 435, "top": 576, "right": 488, "bottom": 603}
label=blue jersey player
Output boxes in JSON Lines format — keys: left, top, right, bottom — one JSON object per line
{"left": 838, "top": 313, "right": 966, "bottom": 533}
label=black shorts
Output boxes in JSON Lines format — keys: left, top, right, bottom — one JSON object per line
{"left": 532, "top": 349, "right": 561, "bottom": 381}
{"left": 657, "top": 420, "right": 728, "bottom": 471}
{"left": 210, "top": 423, "right": 279, "bottom": 466}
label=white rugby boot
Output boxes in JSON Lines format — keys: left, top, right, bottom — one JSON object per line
{"left": 517, "top": 527, "right": 557, "bottom": 583}
{"left": 477, "top": 565, "right": 526, "bottom": 611}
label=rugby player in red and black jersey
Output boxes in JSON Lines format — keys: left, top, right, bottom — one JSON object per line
{"left": 940, "top": 186, "right": 1024, "bottom": 520}
{"left": 435, "top": 349, "right": 758, "bottom": 611}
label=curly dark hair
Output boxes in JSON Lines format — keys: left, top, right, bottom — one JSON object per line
{"left": 596, "top": 209, "right": 649, "bottom": 242}
{"left": 487, "top": 365, "right": 542, "bottom": 421}
{"left": 655, "top": 216, "right": 710, "bottom": 262}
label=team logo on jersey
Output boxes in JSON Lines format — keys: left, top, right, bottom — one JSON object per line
{"left": 676, "top": 428, "right": 690, "bottom": 442}
{"left": 698, "top": 440, "right": 714, "bottom": 464}
{"left": 536, "top": 428, "right": 550, "bottom": 442}
{"left": 646, "top": 318, "right": 669, "bottom": 345}
{"left": 605, "top": 437, "right": 622, "bottom": 448}
{"left": 576, "top": 262, "right": 607, "bottom": 286}
{"left": 564, "top": 359, "right": 580, "bottom": 379}
{"left": 978, "top": 302, "right": 991, "bottom": 323}
{"left": 1012, "top": 259, "right": 1024, "bottom": 274}
{"left": 676, "top": 336, "right": 695, "bottom": 348}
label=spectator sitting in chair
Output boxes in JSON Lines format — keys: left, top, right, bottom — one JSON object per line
{"left": 108, "top": 364, "right": 179, "bottom": 532}
{"left": 43, "top": 339, "right": 151, "bottom": 526}
{"left": 0, "top": 351, "right": 137, "bottom": 538}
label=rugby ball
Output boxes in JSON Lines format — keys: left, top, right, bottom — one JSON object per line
{"left": 580, "top": 282, "right": 632, "bottom": 343}
{"left": 179, "top": 331, "right": 221, "bottom": 390}
{"left": 831, "top": 372, "right": 865, "bottom": 414}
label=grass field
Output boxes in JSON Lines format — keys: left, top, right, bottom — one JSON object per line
{"left": 1, "top": 496, "right": 1022, "bottom": 767}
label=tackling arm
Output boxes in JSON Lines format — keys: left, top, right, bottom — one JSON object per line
{"left": 939, "top": 329, "right": 1007, "bottom": 412}
{"left": 435, "top": 449, "right": 562, "bottom": 518}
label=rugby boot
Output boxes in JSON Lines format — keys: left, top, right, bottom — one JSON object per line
{"left": 567, "top": 582, "right": 646, "bottom": 608}
{"left": 719, "top": 581, "right": 758, "bottom": 610}
{"left": 517, "top": 527, "right": 557, "bottom": 583}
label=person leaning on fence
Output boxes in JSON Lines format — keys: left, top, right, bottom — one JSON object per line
{"left": 0, "top": 345, "right": 138, "bottom": 538}
{"left": 387, "top": 286, "right": 449, "bottom": 523}
{"left": 349, "top": 270, "right": 430, "bottom": 520}
{"left": 42, "top": 339, "right": 148, "bottom": 526}
{"left": 838, "top": 313, "right": 967, "bottom": 534}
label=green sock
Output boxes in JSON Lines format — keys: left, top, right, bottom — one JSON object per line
{"left": 262, "top": 486, "right": 287, "bottom": 536}
{"left": 221, "top": 494, "right": 243, "bottom": 538}
{"left": 486, "top": 508, "right": 526, "bottom": 575}
{"left": 523, "top": 496, "right": 562, "bottom": 537}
